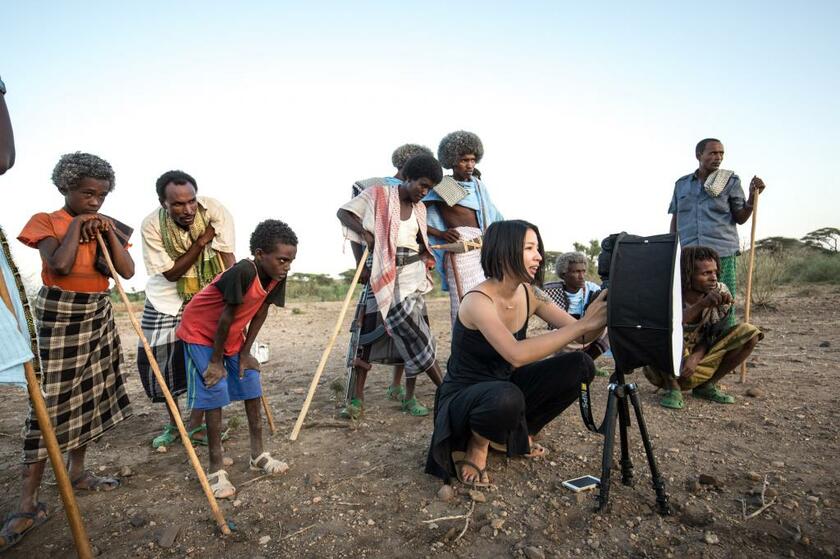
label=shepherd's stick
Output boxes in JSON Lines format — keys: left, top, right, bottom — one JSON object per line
{"left": 0, "top": 274, "right": 94, "bottom": 558}
{"left": 740, "top": 187, "right": 761, "bottom": 383}
{"left": 261, "top": 395, "right": 276, "bottom": 434}
{"left": 290, "top": 248, "right": 368, "bottom": 441}
{"left": 95, "top": 232, "right": 230, "bottom": 535}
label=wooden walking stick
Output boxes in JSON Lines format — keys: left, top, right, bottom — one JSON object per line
{"left": 740, "top": 187, "right": 761, "bottom": 383}
{"left": 290, "top": 247, "right": 368, "bottom": 441}
{"left": 95, "top": 232, "right": 230, "bottom": 535}
{"left": 261, "top": 395, "right": 276, "bottom": 434}
{"left": 0, "top": 273, "right": 94, "bottom": 559}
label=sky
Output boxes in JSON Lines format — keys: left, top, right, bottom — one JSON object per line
{"left": 2, "top": 1, "right": 838, "bottom": 291}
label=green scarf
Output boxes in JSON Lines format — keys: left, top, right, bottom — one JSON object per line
{"left": 158, "top": 206, "right": 224, "bottom": 301}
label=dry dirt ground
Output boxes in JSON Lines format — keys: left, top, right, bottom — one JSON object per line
{"left": 1, "top": 285, "right": 839, "bottom": 558}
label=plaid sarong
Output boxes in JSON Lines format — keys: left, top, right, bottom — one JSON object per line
{"left": 23, "top": 287, "right": 132, "bottom": 462}
{"left": 137, "top": 299, "right": 186, "bottom": 402}
{"left": 383, "top": 292, "right": 436, "bottom": 377}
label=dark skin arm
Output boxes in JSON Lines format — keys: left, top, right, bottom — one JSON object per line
{"left": 161, "top": 224, "right": 218, "bottom": 281}
{"left": 338, "top": 209, "right": 374, "bottom": 283}
{"left": 682, "top": 289, "right": 732, "bottom": 325}
{"left": 732, "top": 176, "right": 766, "bottom": 224}
{"left": 204, "top": 303, "right": 237, "bottom": 387}
{"left": 38, "top": 214, "right": 134, "bottom": 279}
{"left": 219, "top": 251, "right": 235, "bottom": 270}
{"left": 669, "top": 214, "right": 676, "bottom": 234}
{"left": 423, "top": 201, "right": 464, "bottom": 243}
{"left": 98, "top": 217, "right": 134, "bottom": 278}
{"left": 238, "top": 301, "right": 269, "bottom": 377}
{"left": 0, "top": 92, "right": 14, "bottom": 174}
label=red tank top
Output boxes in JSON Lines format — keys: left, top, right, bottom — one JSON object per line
{"left": 177, "top": 261, "right": 278, "bottom": 356}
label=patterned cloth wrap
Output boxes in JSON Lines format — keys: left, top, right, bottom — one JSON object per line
{"left": 137, "top": 299, "right": 186, "bottom": 402}
{"left": 703, "top": 169, "right": 735, "bottom": 198}
{"left": 159, "top": 206, "right": 224, "bottom": 301}
{"left": 23, "top": 286, "right": 132, "bottom": 462}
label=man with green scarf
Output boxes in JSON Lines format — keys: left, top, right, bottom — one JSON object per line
{"left": 139, "top": 170, "right": 236, "bottom": 448}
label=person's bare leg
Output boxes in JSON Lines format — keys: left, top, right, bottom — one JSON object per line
{"left": 67, "top": 445, "right": 119, "bottom": 490}
{"left": 353, "top": 367, "right": 368, "bottom": 401}
{"left": 405, "top": 376, "right": 417, "bottom": 400}
{"left": 205, "top": 407, "right": 224, "bottom": 473}
{"left": 243, "top": 398, "right": 264, "bottom": 460}
{"left": 462, "top": 431, "right": 491, "bottom": 484}
{"left": 0, "top": 461, "right": 48, "bottom": 541}
{"left": 424, "top": 362, "right": 443, "bottom": 387}
{"left": 391, "top": 365, "right": 404, "bottom": 390}
{"left": 698, "top": 337, "right": 759, "bottom": 388}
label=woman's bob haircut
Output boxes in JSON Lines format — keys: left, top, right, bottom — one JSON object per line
{"left": 480, "top": 220, "right": 545, "bottom": 286}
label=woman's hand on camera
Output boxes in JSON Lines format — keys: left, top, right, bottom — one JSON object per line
{"left": 581, "top": 289, "right": 608, "bottom": 332}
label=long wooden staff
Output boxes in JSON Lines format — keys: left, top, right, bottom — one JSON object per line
{"left": 95, "top": 232, "right": 230, "bottom": 535}
{"left": 0, "top": 273, "right": 94, "bottom": 558}
{"left": 290, "top": 248, "right": 368, "bottom": 441}
{"left": 740, "top": 187, "right": 761, "bottom": 383}
{"left": 261, "top": 396, "right": 276, "bottom": 434}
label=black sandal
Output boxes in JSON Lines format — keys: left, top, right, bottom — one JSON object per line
{"left": 451, "top": 451, "right": 490, "bottom": 488}
{"left": 0, "top": 502, "right": 49, "bottom": 552}
{"left": 71, "top": 470, "right": 121, "bottom": 492}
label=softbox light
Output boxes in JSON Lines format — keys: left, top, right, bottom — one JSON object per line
{"left": 599, "top": 233, "right": 683, "bottom": 377}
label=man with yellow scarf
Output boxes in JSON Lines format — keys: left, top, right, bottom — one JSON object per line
{"left": 139, "top": 170, "right": 235, "bottom": 448}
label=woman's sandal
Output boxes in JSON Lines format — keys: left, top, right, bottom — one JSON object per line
{"left": 451, "top": 451, "right": 491, "bottom": 488}
{"left": 71, "top": 470, "right": 121, "bottom": 492}
{"left": 0, "top": 502, "right": 48, "bottom": 552}
{"left": 249, "top": 451, "right": 290, "bottom": 475}
{"left": 208, "top": 470, "right": 236, "bottom": 499}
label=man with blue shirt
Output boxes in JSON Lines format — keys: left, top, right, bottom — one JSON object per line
{"left": 423, "top": 130, "right": 503, "bottom": 324}
{"left": 669, "top": 138, "right": 766, "bottom": 326}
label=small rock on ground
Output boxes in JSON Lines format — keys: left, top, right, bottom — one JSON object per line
{"left": 524, "top": 546, "right": 546, "bottom": 559}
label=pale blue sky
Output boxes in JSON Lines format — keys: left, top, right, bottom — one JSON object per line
{"left": 2, "top": 1, "right": 838, "bottom": 289}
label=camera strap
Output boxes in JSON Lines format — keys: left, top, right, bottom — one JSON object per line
{"left": 579, "top": 381, "right": 600, "bottom": 433}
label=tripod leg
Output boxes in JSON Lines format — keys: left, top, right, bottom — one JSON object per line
{"left": 627, "top": 385, "right": 671, "bottom": 515}
{"left": 618, "top": 396, "right": 634, "bottom": 486}
{"left": 597, "top": 386, "right": 619, "bottom": 511}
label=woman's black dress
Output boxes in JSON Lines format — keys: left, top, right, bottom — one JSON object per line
{"left": 425, "top": 288, "right": 595, "bottom": 483}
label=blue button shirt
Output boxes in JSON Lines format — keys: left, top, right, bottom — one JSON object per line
{"left": 668, "top": 171, "right": 746, "bottom": 257}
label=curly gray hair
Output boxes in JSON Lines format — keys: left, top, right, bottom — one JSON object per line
{"left": 437, "top": 130, "right": 484, "bottom": 169}
{"left": 391, "top": 143, "right": 433, "bottom": 170}
{"left": 555, "top": 252, "right": 588, "bottom": 277}
{"left": 51, "top": 152, "right": 115, "bottom": 193}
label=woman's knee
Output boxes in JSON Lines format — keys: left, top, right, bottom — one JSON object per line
{"left": 492, "top": 385, "right": 526, "bottom": 421}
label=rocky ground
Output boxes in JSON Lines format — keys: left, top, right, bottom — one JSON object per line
{"left": 1, "top": 285, "right": 838, "bottom": 558}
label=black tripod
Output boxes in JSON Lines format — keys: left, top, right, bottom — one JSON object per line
{"left": 580, "top": 369, "right": 671, "bottom": 515}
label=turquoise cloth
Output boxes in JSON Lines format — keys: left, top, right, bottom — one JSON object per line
{"left": 422, "top": 177, "right": 503, "bottom": 291}
{"left": 0, "top": 241, "right": 31, "bottom": 385}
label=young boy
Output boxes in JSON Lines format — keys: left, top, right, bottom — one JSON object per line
{"left": 337, "top": 154, "right": 445, "bottom": 419}
{"left": 176, "top": 219, "right": 295, "bottom": 498}
{"left": 2, "top": 152, "right": 134, "bottom": 550}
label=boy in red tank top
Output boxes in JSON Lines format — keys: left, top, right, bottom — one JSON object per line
{"left": 177, "top": 220, "right": 296, "bottom": 498}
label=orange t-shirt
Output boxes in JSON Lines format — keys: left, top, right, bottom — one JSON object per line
{"left": 18, "top": 209, "right": 110, "bottom": 293}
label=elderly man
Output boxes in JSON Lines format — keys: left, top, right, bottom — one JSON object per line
{"left": 669, "top": 138, "right": 766, "bottom": 327}
{"left": 139, "top": 170, "right": 235, "bottom": 448}
{"left": 543, "top": 252, "right": 610, "bottom": 367}
{"left": 644, "top": 246, "right": 763, "bottom": 409}
{"left": 423, "top": 130, "right": 503, "bottom": 324}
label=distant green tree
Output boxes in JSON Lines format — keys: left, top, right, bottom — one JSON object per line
{"left": 755, "top": 236, "right": 806, "bottom": 252}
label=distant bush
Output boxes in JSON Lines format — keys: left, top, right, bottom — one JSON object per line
{"left": 737, "top": 245, "right": 840, "bottom": 308}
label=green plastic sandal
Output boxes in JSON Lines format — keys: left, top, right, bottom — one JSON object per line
{"left": 386, "top": 385, "right": 406, "bottom": 401}
{"left": 659, "top": 389, "right": 685, "bottom": 410}
{"left": 692, "top": 384, "right": 735, "bottom": 404}
{"left": 340, "top": 398, "right": 364, "bottom": 420}
{"left": 152, "top": 424, "right": 177, "bottom": 448}
{"left": 401, "top": 397, "right": 429, "bottom": 417}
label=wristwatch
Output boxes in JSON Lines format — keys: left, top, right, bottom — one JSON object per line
{"left": 0, "top": 76, "right": 6, "bottom": 96}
